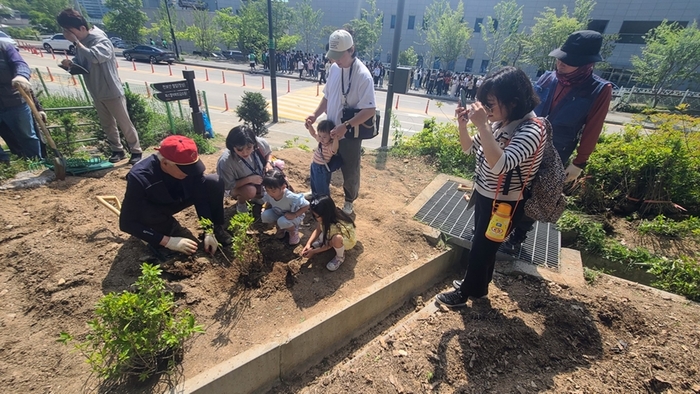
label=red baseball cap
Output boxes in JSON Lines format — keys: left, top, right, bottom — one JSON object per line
{"left": 156, "top": 135, "right": 205, "bottom": 176}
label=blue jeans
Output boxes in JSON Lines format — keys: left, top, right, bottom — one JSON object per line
{"left": 0, "top": 103, "right": 42, "bottom": 160}
{"left": 310, "top": 162, "right": 331, "bottom": 197}
{"left": 261, "top": 209, "right": 304, "bottom": 229}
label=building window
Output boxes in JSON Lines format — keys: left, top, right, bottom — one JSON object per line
{"left": 480, "top": 60, "right": 489, "bottom": 74}
{"left": 464, "top": 59, "right": 474, "bottom": 72}
{"left": 407, "top": 15, "right": 415, "bottom": 30}
{"left": 617, "top": 20, "right": 688, "bottom": 44}
{"left": 391, "top": 15, "right": 396, "bottom": 29}
{"left": 474, "top": 18, "right": 483, "bottom": 33}
{"left": 587, "top": 19, "right": 609, "bottom": 34}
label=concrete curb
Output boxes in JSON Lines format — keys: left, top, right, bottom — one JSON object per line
{"left": 180, "top": 248, "right": 458, "bottom": 394}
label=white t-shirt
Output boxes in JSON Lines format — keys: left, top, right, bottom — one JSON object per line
{"left": 324, "top": 59, "right": 376, "bottom": 125}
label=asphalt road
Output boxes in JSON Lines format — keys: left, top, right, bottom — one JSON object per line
{"left": 24, "top": 49, "right": 460, "bottom": 146}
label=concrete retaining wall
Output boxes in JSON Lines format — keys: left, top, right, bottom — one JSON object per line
{"left": 180, "top": 248, "right": 458, "bottom": 394}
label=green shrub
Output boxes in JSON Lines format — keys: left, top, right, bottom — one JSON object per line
{"left": 575, "top": 114, "right": 700, "bottom": 216}
{"left": 58, "top": 263, "right": 203, "bottom": 382}
{"left": 557, "top": 211, "right": 606, "bottom": 253}
{"left": 0, "top": 157, "right": 42, "bottom": 182}
{"left": 235, "top": 92, "right": 270, "bottom": 137}
{"left": 638, "top": 215, "right": 700, "bottom": 238}
{"left": 4, "top": 26, "right": 40, "bottom": 40}
{"left": 648, "top": 256, "right": 700, "bottom": 302}
{"left": 392, "top": 118, "right": 476, "bottom": 178}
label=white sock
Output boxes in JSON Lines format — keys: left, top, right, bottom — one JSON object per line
{"left": 333, "top": 246, "right": 345, "bottom": 260}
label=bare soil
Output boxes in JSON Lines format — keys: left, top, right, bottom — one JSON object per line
{"left": 1, "top": 146, "right": 699, "bottom": 394}
{"left": 0, "top": 147, "right": 439, "bottom": 393}
{"left": 281, "top": 273, "right": 700, "bottom": 394}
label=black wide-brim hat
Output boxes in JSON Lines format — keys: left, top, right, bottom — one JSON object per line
{"left": 549, "top": 30, "right": 603, "bottom": 67}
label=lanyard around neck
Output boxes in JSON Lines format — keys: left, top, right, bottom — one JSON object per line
{"left": 239, "top": 153, "right": 261, "bottom": 175}
{"left": 341, "top": 58, "right": 356, "bottom": 103}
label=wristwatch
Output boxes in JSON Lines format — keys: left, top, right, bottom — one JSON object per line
{"left": 344, "top": 121, "right": 352, "bottom": 131}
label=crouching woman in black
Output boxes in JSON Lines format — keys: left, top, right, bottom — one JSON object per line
{"left": 436, "top": 66, "right": 546, "bottom": 308}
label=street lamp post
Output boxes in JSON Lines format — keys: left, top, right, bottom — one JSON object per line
{"left": 164, "top": 0, "right": 180, "bottom": 60}
{"left": 267, "top": 0, "right": 278, "bottom": 123}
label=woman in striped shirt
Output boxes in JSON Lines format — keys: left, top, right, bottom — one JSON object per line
{"left": 437, "top": 66, "right": 546, "bottom": 308}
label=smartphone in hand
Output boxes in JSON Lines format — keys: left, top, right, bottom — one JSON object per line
{"left": 460, "top": 89, "right": 467, "bottom": 108}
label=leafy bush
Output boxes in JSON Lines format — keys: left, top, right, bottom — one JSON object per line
{"left": 556, "top": 211, "right": 606, "bottom": 253}
{"left": 235, "top": 92, "right": 270, "bottom": 137}
{"left": 575, "top": 114, "right": 700, "bottom": 216}
{"left": 648, "top": 256, "right": 700, "bottom": 302}
{"left": 0, "top": 156, "right": 42, "bottom": 182}
{"left": 4, "top": 26, "right": 40, "bottom": 40}
{"left": 58, "top": 263, "right": 203, "bottom": 382}
{"left": 638, "top": 215, "right": 700, "bottom": 238}
{"left": 392, "top": 118, "right": 476, "bottom": 178}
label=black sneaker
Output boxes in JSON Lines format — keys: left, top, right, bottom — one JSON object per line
{"left": 109, "top": 150, "right": 126, "bottom": 163}
{"left": 435, "top": 289, "right": 468, "bottom": 308}
{"left": 128, "top": 153, "right": 142, "bottom": 165}
{"left": 214, "top": 225, "right": 233, "bottom": 246}
{"left": 452, "top": 279, "right": 463, "bottom": 290}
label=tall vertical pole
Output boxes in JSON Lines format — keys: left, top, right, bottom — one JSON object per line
{"left": 381, "top": 0, "right": 405, "bottom": 148}
{"left": 164, "top": 0, "right": 180, "bottom": 60}
{"left": 267, "top": 0, "right": 278, "bottom": 123}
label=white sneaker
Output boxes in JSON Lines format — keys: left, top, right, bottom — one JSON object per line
{"left": 342, "top": 201, "right": 354, "bottom": 215}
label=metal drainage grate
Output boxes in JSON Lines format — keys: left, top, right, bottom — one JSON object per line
{"left": 414, "top": 180, "right": 561, "bottom": 270}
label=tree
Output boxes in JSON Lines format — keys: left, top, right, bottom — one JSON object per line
{"left": 216, "top": 0, "right": 293, "bottom": 55}
{"left": 291, "top": 0, "right": 322, "bottom": 54}
{"left": 631, "top": 21, "right": 700, "bottom": 107}
{"left": 398, "top": 46, "right": 418, "bottom": 67}
{"left": 177, "top": 9, "right": 219, "bottom": 56}
{"left": 103, "top": 0, "right": 148, "bottom": 44}
{"left": 522, "top": 0, "right": 595, "bottom": 71}
{"left": 146, "top": 1, "right": 174, "bottom": 45}
{"left": 319, "top": 25, "right": 338, "bottom": 51}
{"left": 480, "top": 0, "right": 523, "bottom": 72}
{"left": 597, "top": 33, "right": 619, "bottom": 70}
{"left": 345, "top": 0, "right": 383, "bottom": 60}
{"left": 7, "top": 0, "right": 70, "bottom": 34}
{"left": 421, "top": 0, "right": 472, "bottom": 70}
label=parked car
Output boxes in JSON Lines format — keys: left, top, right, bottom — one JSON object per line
{"left": 123, "top": 45, "right": 176, "bottom": 64}
{"left": 109, "top": 37, "right": 122, "bottom": 45}
{"left": 220, "top": 50, "right": 246, "bottom": 62}
{"left": 0, "top": 31, "right": 18, "bottom": 48}
{"left": 43, "top": 34, "right": 75, "bottom": 55}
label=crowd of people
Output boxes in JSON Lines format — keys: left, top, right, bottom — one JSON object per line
{"left": 0, "top": 8, "right": 613, "bottom": 302}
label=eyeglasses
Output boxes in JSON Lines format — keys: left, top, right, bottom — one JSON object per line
{"left": 483, "top": 103, "right": 493, "bottom": 113}
{"left": 234, "top": 145, "right": 252, "bottom": 152}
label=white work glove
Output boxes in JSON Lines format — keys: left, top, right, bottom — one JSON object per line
{"left": 38, "top": 111, "right": 47, "bottom": 123}
{"left": 204, "top": 234, "right": 218, "bottom": 255}
{"left": 564, "top": 163, "right": 583, "bottom": 183}
{"left": 165, "top": 236, "right": 198, "bottom": 255}
{"left": 11, "top": 75, "right": 31, "bottom": 92}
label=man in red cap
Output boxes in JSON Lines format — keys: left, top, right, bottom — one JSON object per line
{"left": 120, "top": 135, "right": 231, "bottom": 256}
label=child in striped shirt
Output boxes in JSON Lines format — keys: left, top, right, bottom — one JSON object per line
{"left": 305, "top": 119, "right": 339, "bottom": 197}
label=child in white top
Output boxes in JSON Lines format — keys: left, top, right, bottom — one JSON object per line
{"left": 261, "top": 169, "right": 310, "bottom": 245}
{"left": 305, "top": 119, "right": 339, "bottom": 197}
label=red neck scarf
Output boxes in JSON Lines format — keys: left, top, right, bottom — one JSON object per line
{"left": 556, "top": 63, "right": 594, "bottom": 86}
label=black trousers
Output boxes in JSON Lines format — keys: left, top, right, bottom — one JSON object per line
{"left": 147, "top": 174, "right": 225, "bottom": 239}
{"left": 458, "top": 191, "right": 526, "bottom": 298}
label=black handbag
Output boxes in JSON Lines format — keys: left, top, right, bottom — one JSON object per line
{"left": 341, "top": 107, "right": 380, "bottom": 139}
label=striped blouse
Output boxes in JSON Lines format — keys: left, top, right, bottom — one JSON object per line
{"left": 313, "top": 139, "right": 336, "bottom": 165}
{"left": 469, "top": 111, "right": 545, "bottom": 201}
